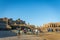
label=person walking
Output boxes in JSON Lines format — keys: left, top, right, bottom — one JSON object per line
{"left": 16, "top": 28, "right": 21, "bottom": 36}
{"left": 24, "top": 28, "right": 27, "bottom": 34}
{"left": 35, "top": 29, "right": 38, "bottom": 35}
{"left": 18, "top": 29, "right": 20, "bottom": 35}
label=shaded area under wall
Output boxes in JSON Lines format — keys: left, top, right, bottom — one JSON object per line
{"left": 0, "top": 30, "right": 17, "bottom": 38}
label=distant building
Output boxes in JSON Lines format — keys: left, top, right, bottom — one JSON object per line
{"left": 40, "top": 22, "right": 60, "bottom": 32}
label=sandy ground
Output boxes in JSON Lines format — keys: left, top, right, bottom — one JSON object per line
{"left": 0, "top": 31, "right": 42, "bottom": 40}
{"left": 39, "top": 32, "right": 60, "bottom": 40}
{"left": 0, "top": 31, "right": 60, "bottom": 40}
{"left": 0, "top": 35, "right": 42, "bottom": 40}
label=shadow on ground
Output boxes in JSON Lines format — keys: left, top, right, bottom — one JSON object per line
{"left": 0, "top": 31, "right": 17, "bottom": 38}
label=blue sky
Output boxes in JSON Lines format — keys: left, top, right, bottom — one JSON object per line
{"left": 0, "top": 0, "right": 60, "bottom": 26}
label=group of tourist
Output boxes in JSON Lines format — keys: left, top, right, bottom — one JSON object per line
{"left": 16, "top": 28, "right": 40, "bottom": 35}
{"left": 16, "top": 28, "right": 27, "bottom": 35}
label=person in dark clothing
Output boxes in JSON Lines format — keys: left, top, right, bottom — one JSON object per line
{"left": 24, "top": 28, "right": 27, "bottom": 34}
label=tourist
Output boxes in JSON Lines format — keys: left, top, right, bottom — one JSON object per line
{"left": 35, "top": 29, "right": 38, "bottom": 35}
{"left": 18, "top": 29, "right": 20, "bottom": 35}
{"left": 16, "top": 28, "right": 21, "bottom": 36}
{"left": 24, "top": 28, "right": 27, "bottom": 34}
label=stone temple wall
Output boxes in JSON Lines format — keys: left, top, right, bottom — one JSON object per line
{"left": 40, "top": 22, "right": 60, "bottom": 32}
